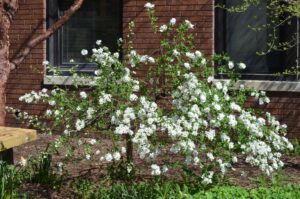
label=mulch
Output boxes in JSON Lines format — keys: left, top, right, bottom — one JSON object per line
{"left": 14, "top": 134, "right": 300, "bottom": 199}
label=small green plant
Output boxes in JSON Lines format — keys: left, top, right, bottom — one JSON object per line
{"left": 192, "top": 185, "right": 300, "bottom": 199}
{"left": 28, "top": 149, "right": 62, "bottom": 189}
{"left": 95, "top": 182, "right": 157, "bottom": 199}
{"left": 88, "top": 181, "right": 300, "bottom": 199}
{"left": 71, "top": 179, "right": 96, "bottom": 199}
{"left": 0, "top": 161, "right": 21, "bottom": 199}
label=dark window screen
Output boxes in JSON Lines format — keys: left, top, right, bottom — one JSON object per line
{"left": 47, "top": 0, "right": 122, "bottom": 73}
{"left": 215, "top": 0, "right": 299, "bottom": 80}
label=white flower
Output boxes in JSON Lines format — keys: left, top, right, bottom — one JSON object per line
{"left": 113, "top": 152, "right": 121, "bottom": 161}
{"left": 49, "top": 100, "right": 56, "bottom": 106}
{"left": 151, "top": 164, "right": 161, "bottom": 176}
{"left": 144, "top": 2, "right": 155, "bottom": 9}
{"left": 215, "top": 81, "right": 223, "bottom": 90}
{"left": 195, "top": 50, "right": 202, "bottom": 57}
{"left": 80, "top": 91, "right": 87, "bottom": 99}
{"left": 113, "top": 52, "right": 120, "bottom": 59}
{"left": 259, "top": 98, "right": 264, "bottom": 105}
{"left": 159, "top": 24, "right": 168, "bottom": 32}
{"left": 96, "top": 40, "right": 102, "bottom": 45}
{"left": 201, "top": 171, "right": 214, "bottom": 185}
{"left": 99, "top": 92, "right": 112, "bottom": 105}
{"left": 92, "top": 48, "right": 97, "bottom": 54}
{"left": 173, "top": 49, "right": 180, "bottom": 56}
{"left": 104, "top": 153, "right": 113, "bottom": 162}
{"left": 184, "top": 62, "right": 191, "bottom": 70}
{"left": 54, "top": 110, "right": 60, "bottom": 116}
{"left": 214, "top": 103, "right": 221, "bottom": 111}
{"left": 69, "top": 59, "right": 75, "bottom": 63}
{"left": 148, "top": 57, "right": 155, "bottom": 63}
{"left": 207, "top": 152, "right": 214, "bottom": 161}
{"left": 221, "top": 133, "right": 230, "bottom": 142}
{"left": 201, "top": 58, "right": 207, "bottom": 65}
{"left": 238, "top": 63, "right": 246, "bottom": 70}
{"left": 228, "top": 61, "right": 234, "bottom": 69}
{"left": 127, "top": 165, "right": 133, "bottom": 173}
{"left": 42, "top": 60, "right": 49, "bottom": 66}
{"left": 94, "top": 70, "right": 102, "bottom": 76}
{"left": 206, "top": 129, "right": 216, "bottom": 141}
{"left": 81, "top": 49, "right": 88, "bottom": 56}
{"left": 207, "top": 76, "right": 214, "bottom": 83}
{"left": 129, "top": 94, "right": 138, "bottom": 102}
{"left": 42, "top": 88, "right": 48, "bottom": 93}
{"left": 63, "top": 129, "right": 70, "bottom": 136}
{"left": 95, "top": 150, "right": 101, "bottom": 155}
{"left": 85, "top": 154, "right": 91, "bottom": 160}
{"left": 89, "top": 139, "right": 97, "bottom": 145}
{"left": 51, "top": 89, "right": 57, "bottom": 96}
{"left": 200, "top": 93, "right": 206, "bottom": 103}
{"left": 75, "top": 119, "right": 85, "bottom": 131}
{"left": 86, "top": 107, "right": 95, "bottom": 119}
{"left": 162, "top": 165, "right": 168, "bottom": 173}
{"left": 232, "top": 156, "right": 238, "bottom": 163}
{"left": 230, "top": 102, "right": 241, "bottom": 112}
{"left": 218, "top": 113, "right": 225, "bottom": 120}
{"left": 45, "top": 109, "right": 52, "bottom": 116}
{"left": 170, "top": 18, "right": 176, "bottom": 26}
{"left": 121, "top": 147, "right": 126, "bottom": 154}
{"left": 20, "top": 156, "right": 27, "bottom": 167}
{"left": 228, "top": 115, "right": 237, "bottom": 127}
{"left": 186, "top": 52, "right": 195, "bottom": 60}
{"left": 185, "top": 20, "right": 194, "bottom": 29}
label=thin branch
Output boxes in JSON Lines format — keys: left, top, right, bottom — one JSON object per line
{"left": 10, "top": 0, "right": 85, "bottom": 70}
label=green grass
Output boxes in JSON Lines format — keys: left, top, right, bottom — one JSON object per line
{"left": 0, "top": 161, "right": 22, "bottom": 199}
{"left": 78, "top": 181, "right": 300, "bottom": 199}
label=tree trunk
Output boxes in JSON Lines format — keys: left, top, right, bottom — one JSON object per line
{"left": 0, "top": 3, "right": 13, "bottom": 126}
{"left": 0, "top": 71, "right": 9, "bottom": 126}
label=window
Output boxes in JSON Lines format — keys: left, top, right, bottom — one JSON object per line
{"left": 215, "top": 0, "right": 299, "bottom": 81}
{"left": 47, "top": 0, "right": 122, "bottom": 75}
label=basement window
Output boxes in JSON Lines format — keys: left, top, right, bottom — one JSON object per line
{"left": 46, "top": 0, "right": 122, "bottom": 75}
{"left": 215, "top": 0, "right": 299, "bottom": 81}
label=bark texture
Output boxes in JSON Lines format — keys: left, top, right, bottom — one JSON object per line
{"left": 0, "top": 0, "right": 84, "bottom": 125}
{"left": 0, "top": 0, "right": 16, "bottom": 125}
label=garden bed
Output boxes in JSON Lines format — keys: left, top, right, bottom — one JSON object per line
{"left": 13, "top": 134, "right": 300, "bottom": 198}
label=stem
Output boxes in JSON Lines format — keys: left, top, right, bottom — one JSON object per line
{"left": 125, "top": 134, "right": 133, "bottom": 163}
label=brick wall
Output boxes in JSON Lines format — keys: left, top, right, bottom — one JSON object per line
{"left": 6, "top": 0, "right": 46, "bottom": 127}
{"left": 246, "top": 92, "right": 300, "bottom": 139}
{"left": 5, "top": 0, "right": 300, "bottom": 139}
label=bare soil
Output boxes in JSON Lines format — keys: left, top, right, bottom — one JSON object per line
{"left": 14, "top": 134, "right": 300, "bottom": 199}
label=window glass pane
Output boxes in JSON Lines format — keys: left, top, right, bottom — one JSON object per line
{"left": 60, "top": 0, "right": 121, "bottom": 65}
{"left": 225, "top": 0, "right": 297, "bottom": 76}
{"left": 226, "top": 0, "right": 269, "bottom": 74}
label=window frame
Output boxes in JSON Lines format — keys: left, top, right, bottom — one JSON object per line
{"left": 46, "top": 0, "right": 123, "bottom": 76}
{"left": 214, "top": 0, "right": 300, "bottom": 82}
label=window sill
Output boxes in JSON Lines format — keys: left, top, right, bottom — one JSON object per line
{"left": 43, "top": 75, "right": 92, "bottom": 86}
{"left": 45, "top": 76, "right": 300, "bottom": 92}
{"left": 215, "top": 79, "right": 300, "bottom": 92}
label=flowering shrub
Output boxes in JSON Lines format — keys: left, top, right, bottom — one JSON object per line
{"left": 8, "top": 2, "right": 293, "bottom": 185}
